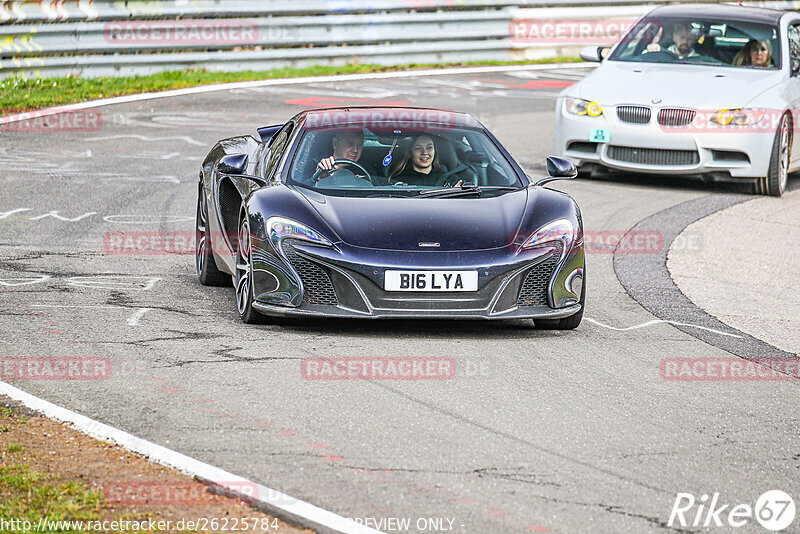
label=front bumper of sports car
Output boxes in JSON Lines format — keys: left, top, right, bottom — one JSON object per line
{"left": 248, "top": 236, "right": 584, "bottom": 320}
{"left": 554, "top": 100, "right": 775, "bottom": 179}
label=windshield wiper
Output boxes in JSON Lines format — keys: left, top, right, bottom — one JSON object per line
{"left": 417, "top": 184, "right": 482, "bottom": 198}
{"left": 417, "top": 184, "right": 519, "bottom": 198}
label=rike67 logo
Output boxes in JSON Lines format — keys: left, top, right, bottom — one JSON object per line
{"left": 669, "top": 490, "right": 795, "bottom": 531}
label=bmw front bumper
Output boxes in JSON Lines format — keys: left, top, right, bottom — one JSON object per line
{"left": 554, "top": 98, "right": 775, "bottom": 179}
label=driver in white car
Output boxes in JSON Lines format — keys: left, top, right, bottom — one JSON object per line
{"left": 646, "top": 22, "right": 699, "bottom": 59}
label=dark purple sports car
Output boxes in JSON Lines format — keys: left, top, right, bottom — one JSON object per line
{"left": 196, "top": 107, "right": 585, "bottom": 329}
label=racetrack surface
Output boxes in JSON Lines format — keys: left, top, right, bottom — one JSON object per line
{"left": 2, "top": 66, "right": 798, "bottom": 533}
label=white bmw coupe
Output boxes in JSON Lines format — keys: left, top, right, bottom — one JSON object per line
{"left": 555, "top": 4, "right": 800, "bottom": 196}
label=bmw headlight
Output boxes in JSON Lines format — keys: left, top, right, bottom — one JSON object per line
{"left": 267, "top": 217, "right": 333, "bottom": 248}
{"left": 710, "top": 108, "right": 765, "bottom": 126}
{"left": 521, "top": 218, "right": 575, "bottom": 257}
{"left": 565, "top": 98, "right": 603, "bottom": 117}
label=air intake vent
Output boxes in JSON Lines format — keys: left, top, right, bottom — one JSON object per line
{"left": 607, "top": 146, "right": 699, "bottom": 166}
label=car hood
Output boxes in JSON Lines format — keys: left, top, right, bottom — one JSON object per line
{"left": 569, "top": 61, "right": 783, "bottom": 109}
{"left": 298, "top": 189, "right": 528, "bottom": 251}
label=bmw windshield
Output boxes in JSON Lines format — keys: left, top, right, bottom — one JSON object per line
{"left": 609, "top": 17, "right": 780, "bottom": 69}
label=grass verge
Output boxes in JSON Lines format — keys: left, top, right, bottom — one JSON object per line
{"left": 0, "top": 58, "right": 581, "bottom": 114}
{"left": 0, "top": 397, "right": 311, "bottom": 533}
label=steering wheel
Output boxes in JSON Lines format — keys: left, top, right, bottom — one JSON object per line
{"left": 433, "top": 162, "right": 478, "bottom": 187}
{"left": 311, "top": 159, "right": 374, "bottom": 185}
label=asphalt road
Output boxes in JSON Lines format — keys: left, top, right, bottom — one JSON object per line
{"left": 1, "top": 65, "right": 798, "bottom": 534}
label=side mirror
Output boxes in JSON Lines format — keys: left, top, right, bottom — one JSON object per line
{"left": 534, "top": 156, "right": 577, "bottom": 186}
{"left": 257, "top": 124, "right": 282, "bottom": 144}
{"left": 579, "top": 46, "right": 610, "bottom": 62}
{"left": 579, "top": 46, "right": 601, "bottom": 62}
{"left": 792, "top": 58, "right": 800, "bottom": 77}
{"left": 218, "top": 153, "right": 248, "bottom": 175}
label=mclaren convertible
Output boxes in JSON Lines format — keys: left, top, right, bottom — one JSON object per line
{"left": 196, "top": 107, "right": 585, "bottom": 329}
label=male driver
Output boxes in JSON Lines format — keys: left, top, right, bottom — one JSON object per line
{"left": 317, "top": 131, "right": 365, "bottom": 171}
{"left": 646, "top": 22, "right": 699, "bottom": 59}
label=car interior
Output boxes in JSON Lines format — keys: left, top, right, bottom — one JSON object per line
{"left": 615, "top": 19, "right": 780, "bottom": 68}
{"left": 290, "top": 128, "right": 517, "bottom": 189}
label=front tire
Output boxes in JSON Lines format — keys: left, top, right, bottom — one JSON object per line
{"left": 196, "top": 184, "right": 230, "bottom": 286}
{"left": 754, "top": 113, "right": 791, "bottom": 196}
{"left": 234, "top": 216, "right": 268, "bottom": 324}
{"left": 534, "top": 275, "right": 585, "bottom": 330}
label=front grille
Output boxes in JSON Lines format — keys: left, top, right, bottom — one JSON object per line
{"left": 607, "top": 145, "right": 699, "bottom": 166}
{"left": 517, "top": 248, "right": 561, "bottom": 307}
{"left": 657, "top": 108, "right": 696, "bottom": 126}
{"left": 281, "top": 240, "right": 338, "bottom": 305}
{"left": 617, "top": 105, "right": 651, "bottom": 124}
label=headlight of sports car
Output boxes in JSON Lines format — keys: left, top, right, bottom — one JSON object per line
{"left": 267, "top": 216, "right": 333, "bottom": 248}
{"left": 521, "top": 218, "right": 575, "bottom": 257}
{"left": 565, "top": 98, "right": 603, "bottom": 117}
{"left": 709, "top": 108, "right": 765, "bottom": 126}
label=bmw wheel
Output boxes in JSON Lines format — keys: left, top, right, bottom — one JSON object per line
{"left": 755, "top": 113, "right": 791, "bottom": 196}
{"left": 196, "top": 183, "right": 230, "bottom": 286}
{"left": 234, "top": 216, "right": 267, "bottom": 324}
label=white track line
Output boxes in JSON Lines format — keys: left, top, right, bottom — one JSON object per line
{"left": 585, "top": 317, "right": 743, "bottom": 338}
{"left": 0, "top": 381, "right": 383, "bottom": 534}
{"left": 0, "top": 63, "right": 594, "bottom": 125}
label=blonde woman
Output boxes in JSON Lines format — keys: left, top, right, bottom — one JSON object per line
{"left": 733, "top": 39, "right": 772, "bottom": 67}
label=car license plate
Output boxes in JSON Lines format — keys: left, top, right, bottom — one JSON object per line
{"left": 590, "top": 128, "right": 610, "bottom": 143}
{"left": 384, "top": 270, "right": 478, "bottom": 292}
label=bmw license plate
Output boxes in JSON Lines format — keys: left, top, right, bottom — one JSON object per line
{"left": 590, "top": 128, "right": 610, "bottom": 143}
{"left": 384, "top": 270, "right": 478, "bottom": 292}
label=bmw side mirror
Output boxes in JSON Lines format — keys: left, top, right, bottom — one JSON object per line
{"left": 535, "top": 156, "right": 577, "bottom": 186}
{"left": 579, "top": 46, "right": 602, "bottom": 63}
{"left": 218, "top": 153, "right": 248, "bottom": 175}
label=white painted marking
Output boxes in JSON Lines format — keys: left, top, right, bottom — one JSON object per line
{"left": 0, "top": 381, "right": 382, "bottom": 534}
{"left": 585, "top": 317, "right": 743, "bottom": 338}
{"left": 100, "top": 175, "right": 180, "bottom": 184}
{"left": 126, "top": 307, "right": 152, "bottom": 326}
{"left": 0, "top": 63, "right": 594, "bottom": 126}
{"left": 29, "top": 211, "right": 97, "bottom": 222}
{"left": 102, "top": 214, "right": 193, "bottom": 224}
{"left": 83, "top": 134, "right": 205, "bottom": 146}
{"left": 0, "top": 275, "right": 51, "bottom": 287}
{"left": 65, "top": 276, "right": 161, "bottom": 291}
{"left": 0, "top": 208, "right": 31, "bottom": 219}
{"left": 31, "top": 304, "right": 154, "bottom": 326}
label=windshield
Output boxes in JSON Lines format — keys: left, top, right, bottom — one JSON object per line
{"left": 287, "top": 123, "right": 523, "bottom": 198}
{"left": 609, "top": 17, "right": 780, "bottom": 69}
